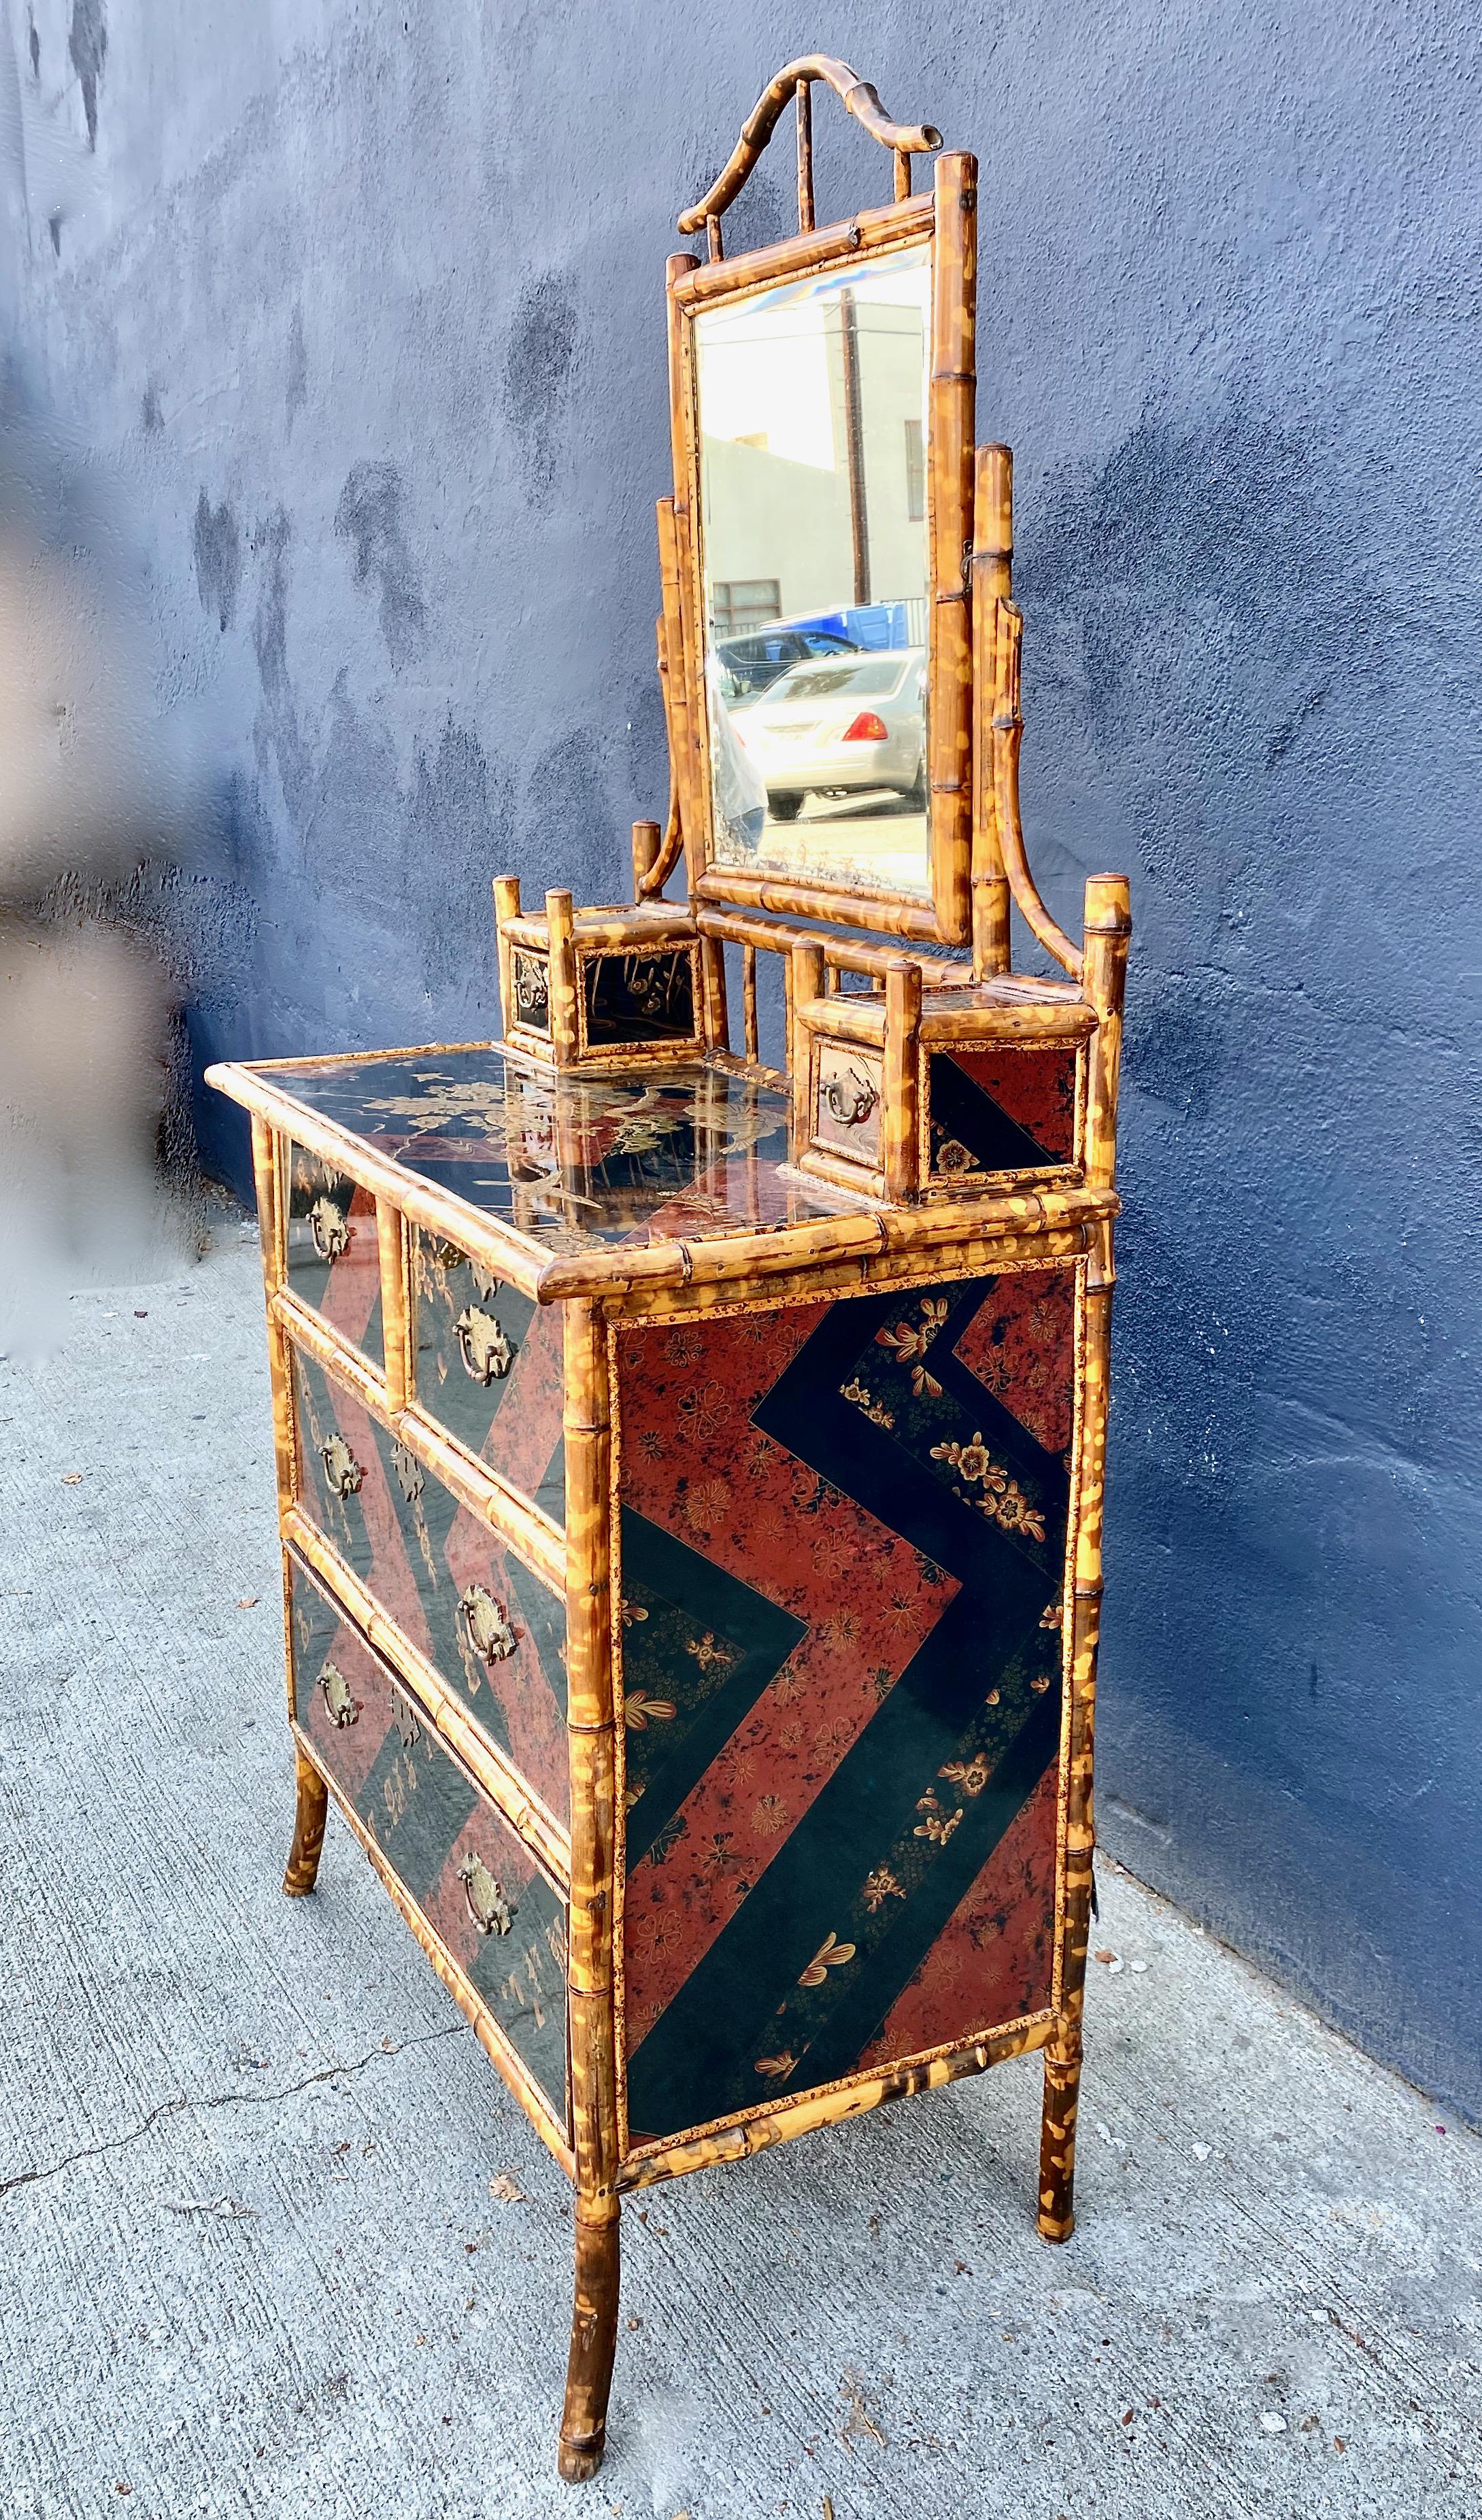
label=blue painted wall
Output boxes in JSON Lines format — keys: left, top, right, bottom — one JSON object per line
{"left": 5, "top": 4, "right": 1478, "bottom": 2111}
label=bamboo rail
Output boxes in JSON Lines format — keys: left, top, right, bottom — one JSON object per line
{"left": 677, "top": 56, "right": 940, "bottom": 238}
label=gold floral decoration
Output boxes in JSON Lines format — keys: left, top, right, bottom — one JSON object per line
{"left": 755, "top": 2052, "right": 798, "bottom": 2083}
{"left": 686, "top": 1631, "right": 735, "bottom": 1673}
{"left": 862, "top": 1866, "right": 905, "bottom": 1912}
{"left": 875, "top": 1295, "right": 950, "bottom": 1397}
{"left": 798, "top": 1930, "right": 856, "bottom": 1988}
{"left": 940, "top": 1753, "right": 993, "bottom": 1798}
{"left": 841, "top": 1376, "right": 895, "bottom": 1430}
{"left": 913, "top": 1788, "right": 963, "bottom": 1845}
{"left": 624, "top": 1691, "right": 676, "bottom": 1731}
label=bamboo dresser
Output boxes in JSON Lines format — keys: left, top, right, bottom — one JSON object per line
{"left": 208, "top": 56, "right": 1130, "bottom": 2482}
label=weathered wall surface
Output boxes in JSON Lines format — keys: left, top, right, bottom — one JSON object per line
{"left": 3, "top": 3, "right": 1478, "bottom": 2113}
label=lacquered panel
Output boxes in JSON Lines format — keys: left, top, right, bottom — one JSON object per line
{"left": 926, "top": 1044, "right": 1078, "bottom": 1180}
{"left": 290, "top": 1344, "right": 569, "bottom": 1824}
{"left": 284, "top": 1141, "right": 383, "bottom": 1367}
{"left": 289, "top": 1550, "right": 568, "bottom": 2127}
{"left": 408, "top": 1229, "right": 565, "bottom": 1527}
{"left": 616, "top": 1265, "right": 1075, "bottom": 2147}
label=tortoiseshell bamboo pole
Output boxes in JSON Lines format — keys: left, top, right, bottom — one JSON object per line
{"left": 546, "top": 889, "right": 579, "bottom": 1065}
{"left": 991, "top": 600, "right": 1083, "bottom": 980}
{"left": 927, "top": 152, "right": 977, "bottom": 944}
{"left": 622, "top": 2009, "right": 1053, "bottom": 2191}
{"left": 673, "top": 196, "right": 933, "bottom": 309}
{"left": 971, "top": 445, "right": 1013, "bottom": 978}
{"left": 251, "top": 1114, "right": 326, "bottom": 1899}
{"left": 1039, "top": 871, "right": 1130, "bottom": 2243}
{"left": 560, "top": 1301, "right": 620, "bottom": 2479}
{"left": 742, "top": 942, "right": 759, "bottom": 1062}
{"left": 698, "top": 934, "right": 730, "bottom": 1053}
{"left": 796, "top": 78, "right": 814, "bottom": 229}
{"left": 375, "top": 1199, "right": 410, "bottom": 1414}
{"left": 694, "top": 865, "right": 943, "bottom": 940}
{"left": 492, "top": 874, "right": 521, "bottom": 1038}
{"left": 663, "top": 267, "right": 707, "bottom": 896}
{"left": 881, "top": 960, "right": 922, "bottom": 1202}
{"left": 282, "top": 1745, "right": 329, "bottom": 1898}
{"left": 630, "top": 819, "right": 661, "bottom": 901}
{"left": 790, "top": 941, "right": 825, "bottom": 1146}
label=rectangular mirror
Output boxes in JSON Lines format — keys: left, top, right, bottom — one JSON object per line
{"left": 669, "top": 160, "right": 975, "bottom": 944}
{"left": 694, "top": 245, "right": 932, "bottom": 904}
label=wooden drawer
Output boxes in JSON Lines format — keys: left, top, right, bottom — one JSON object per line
{"left": 289, "top": 1341, "right": 569, "bottom": 1826}
{"left": 284, "top": 1139, "right": 384, "bottom": 1370}
{"left": 288, "top": 1548, "right": 569, "bottom": 2134}
{"left": 407, "top": 1226, "right": 566, "bottom": 1528}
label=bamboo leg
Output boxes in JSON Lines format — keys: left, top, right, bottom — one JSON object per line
{"left": 559, "top": 1299, "right": 621, "bottom": 2478}
{"left": 1040, "top": 872, "right": 1129, "bottom": 2244}
{"left": 1038, "top": 2040, "right": 1081, "bottom": 2242}
{"left": 558, "top": 2191, "right": 622, "bottom": 2481}
{"left": 282, "top": 1747, "right": 329, "bottom": 1897}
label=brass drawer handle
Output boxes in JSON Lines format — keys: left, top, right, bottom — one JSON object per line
{"left": 318, "top": 1658, "right": 362, "bottom": 1727}
{"left": 458, "top": 1853, "right": 516, "bottom": 1936}
{"left": 320, "top": 1433, "right": 364, "bottom": 1497}
{"left": 307, "top": 1193, "right": 350, "bottom": 1259}
{"left": 460, "top": 1582, "right": 518, "bottom": 1665}
{"left": 454, "top": 1304, "right": 516, "bottom": 1386}
{"left": 822, "top": 1068, "right": 879, "bottom": 1127}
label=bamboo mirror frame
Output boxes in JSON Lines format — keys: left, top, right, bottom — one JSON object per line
{"left": 662, "top": 61, "right": 976, "bottom": 947}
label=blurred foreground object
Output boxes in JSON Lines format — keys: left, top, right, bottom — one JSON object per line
{"left": 0, "top": 913, "right": 175, "bottom": 1353}
{"left": 0, "top": 479, "right": 198, "bottom": 1353}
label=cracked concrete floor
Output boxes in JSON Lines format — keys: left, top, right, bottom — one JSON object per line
{"left": 3, "top": 1233, "right": 1481, "bottom": 2520}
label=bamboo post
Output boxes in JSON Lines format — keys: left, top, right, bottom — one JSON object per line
{"left": 927, "top": 151, "right": 977, "bottom": 943}
{"left": 790, "top": 941, "right": 824, "bottom": 1151}
{"left": 492, "top": 874, "right": 521, "bottom": 1038}
{"left": 796, "top": 78, "right": 814, "bottom": 229}
{"left": 1039, "top": 871, "right": 1130, "bottom": 2243}
{"left": 971, "top": 445, "right": 1013, "bottom": 978}
{"left": 251, "top": 1113, "right": 326, "bottom": 1898}
{"left": 545, "top": 889, "right": 579, "bottom": 1066}
{"left": 630, "top": 819, "right": 661, "bottom": 902}
{"left": 991, "top": 600, "right": 1083, "bottom": 980}
{"left": 742, "top": 942, "right": 759, "bottom": 1062}
{"left": 559, "top": 1300, "right": 621, "bottom": 2477}
{"left": 881, "top": 959, "right": 922, "bottom": 1202}
{"left": 375, "top": 1199, "right": 410, "bottom": 1413}
{"left": 698, "top": 935, "right": 730, "bottom": 1053}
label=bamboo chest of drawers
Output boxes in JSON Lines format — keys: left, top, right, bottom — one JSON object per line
{"left": 207, "top": 52, "right": 1132, "bottom": 2482}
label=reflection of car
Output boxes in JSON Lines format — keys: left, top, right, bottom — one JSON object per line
{"left": 713, "top": 622, "right": 858, "bottom": 700}
{"left": 730, "top": 649, "right": 926, "bottom": 819}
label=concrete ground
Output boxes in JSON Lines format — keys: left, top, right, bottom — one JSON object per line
{"left": 3, "top": 1234, "right": 1481, "bottom": 2520}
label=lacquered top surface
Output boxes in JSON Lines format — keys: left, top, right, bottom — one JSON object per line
{"left": 248, "top": 1046, "right": 859, "bottom": 1257}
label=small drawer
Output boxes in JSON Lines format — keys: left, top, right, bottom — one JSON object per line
{"left": 510, "top": 948, "right": 550, "bottom": 1035}
{"left": 409, "top": 1228, "right": 565, "bottom": 1527}
{"left": 579, "top": 944, "right": 698, "bottom": 1050}
{"left": 813, "top": 1042, "right": 885, "bottom": 1171}
{"left": 284, "top": 1141, "right": 383, "bottom": 1369}
{"left": 288, "top": 1550, "right": 569, "bottom": 2132}
{"left": 290, "top": 1343, "right": 569, "bottom": 1825}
